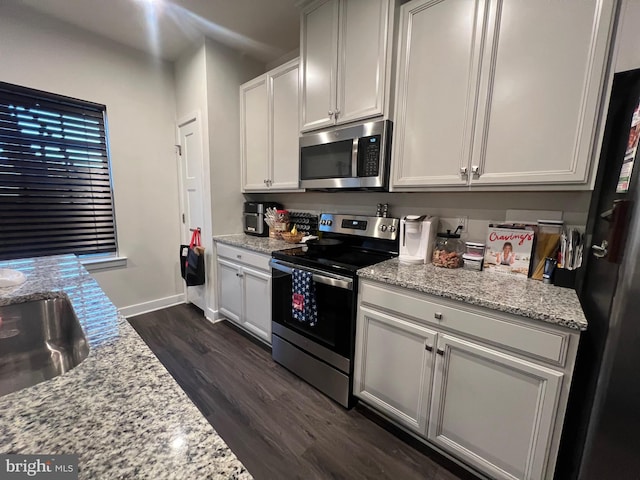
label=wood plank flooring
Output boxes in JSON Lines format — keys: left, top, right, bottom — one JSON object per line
{"left": 129, "top": 304, "right": 474, "bottom": 480}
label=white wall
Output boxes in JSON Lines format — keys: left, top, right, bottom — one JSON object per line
{"left": 174, "top": 38, "right": 264, "bottom": 319}
{"left": 205, "top": 38, "right": 265, "bottom": 236}
{"left": 615, "top": 0, "right": 640, "bottom": 73}
{"left": 0, "top": 3, "right": 183, "bottom": 310}
{"left": 246, "top": 190, "right": 592, "bottom": 242}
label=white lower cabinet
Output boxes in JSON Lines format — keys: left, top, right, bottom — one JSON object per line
{"left": 217, "top": 258, "right": 242, "bottom": 323}
{"left": 215, "top": 244, "right": 272, "bottom": 344}
{"left": 241, "top": 266, "right": 272, "bottom": 342}
{"left": 354, "top": 306, "right": 437, "bottom": 435}
{"left": 355, "top": 279, "right": 578, "bottom": 480}
{"left": 428, "top": 334, "right": 563, "bottom": 480}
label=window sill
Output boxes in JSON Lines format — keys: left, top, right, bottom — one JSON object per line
{"left": 80, "top": 255, "right": 128, "bottom": 272}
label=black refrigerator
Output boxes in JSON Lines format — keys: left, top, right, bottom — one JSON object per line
{"left": 556, "top": 68, "right": 640, "bottom": 479}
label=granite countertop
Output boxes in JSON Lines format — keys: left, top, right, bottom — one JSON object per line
{"left": 358, "top": 258, "right": 587, "bottom": 331}
{"left": 0, "top": 255, "right": 251, "bottom": 479}
{"left": 213, "top": 233, "right": 298, "bottom": 255}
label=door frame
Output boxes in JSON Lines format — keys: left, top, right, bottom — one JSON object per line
{"left": 176, "top": 111, "right": 213, "bottom": 316}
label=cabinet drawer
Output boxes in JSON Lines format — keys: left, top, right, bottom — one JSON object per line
{"left": 216, "top": 243, "right": 270, "bottom": 271}
{"left": 360, "top": 281, "right": 570, "bottom": 366}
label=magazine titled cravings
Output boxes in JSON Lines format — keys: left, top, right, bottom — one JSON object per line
{"left": 484, "top": 226, "right": 535, "bottom": 277}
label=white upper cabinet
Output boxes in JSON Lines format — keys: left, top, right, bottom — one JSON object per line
{"left": 392, "top": 0, "right": 484, "bottom": 188}
{"left": 300, "top": 0, "right": 395, "bottom": 132}
{"left": 269, "top": 60, "right": 301, "bottom": 190}
{"left": 470, "top": 0, "right": 616, "bottom": 186}
{"left": 240, "top": 58, "right": 302, "bottom": 193}
{"left": 300, "top": 0, "right": 340, "bottom": 132}
{"left": 391, "top": 0, "right": 617, "bottom": 190}
{"left": 240, "top": 76, "right": 269, "bottom": 191}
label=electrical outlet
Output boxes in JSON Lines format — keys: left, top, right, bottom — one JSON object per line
{"left": 457, "top": 216, "right": 468, "bottom": 232}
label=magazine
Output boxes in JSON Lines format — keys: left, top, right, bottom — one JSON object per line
{"left": 484, "top": 226, "right": 535, "bottom": 277}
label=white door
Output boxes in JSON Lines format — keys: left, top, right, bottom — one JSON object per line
{"left": 300, "top": 0, "right": 339, "bottom": 132}
{"left": 241, "top": 266, "right": 272, "bottom": 343}
{"left": 470, "top": 0, "right": 616, "bottom": 186}
{"left": 392, "top": 0, "right": 483, "bottom": 189}
{"left": 336, "top": 0, "right": 389, "bottom": 124}
{"left": 428, "top": 334, "right": 563, "bottom": 480}
{"left": 217, "top": 259, "right": 242, "bottom": 324}
{"left": 269, "top": 59, "right": 301, "bottom": 191}
{"left": 178, "top": 117, "right": 206, "bottom": 311}
{"left": 354, "top": 307, "right": 437, "bottom": 435}
{"left": 240, "top": 75, "right": 269, "bottom": 191}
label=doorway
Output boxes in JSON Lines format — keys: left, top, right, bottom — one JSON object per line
{"left": 177, "top": 115, "right": 206, "bottom": 311}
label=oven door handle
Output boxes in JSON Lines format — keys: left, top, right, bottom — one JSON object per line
{"left": 269, "top": 259, "right": 353, "bottom": 291}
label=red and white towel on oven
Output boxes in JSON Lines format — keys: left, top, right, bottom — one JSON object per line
{"left": 291, "top": 268, "right": 318, "bottom": 326}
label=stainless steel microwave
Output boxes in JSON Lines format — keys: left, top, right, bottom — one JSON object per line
{"left": 299, "top": 120, "right": 392, "bottom": 190}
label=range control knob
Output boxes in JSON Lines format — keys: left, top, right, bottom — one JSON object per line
{"left": 379, "top": 224, "right": 388, "bottom": 232}
{"left": 389, "top": 225, "right": 397, "bottom": 233}
{"left": 320, "top": 220, "right": 326, "bottom": 225}
{"left": 326, "top": 220, "right": 332, "bottom": 226}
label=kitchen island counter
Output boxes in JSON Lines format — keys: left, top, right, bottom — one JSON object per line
{"left": 358, "top": 258, "right": 587, "bottom": 331}
{"left": 0, "top": 255, "right": 251, "bottom": 479}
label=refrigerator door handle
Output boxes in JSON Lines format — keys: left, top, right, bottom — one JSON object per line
{"left": 591, "top": 240, "right": 609, "bottom": 259}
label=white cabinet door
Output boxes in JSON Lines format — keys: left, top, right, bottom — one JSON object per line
{"left": 428, "top": 334, "right": 563, "bottom": 480}
{"left": 392, "top": 0, "right": 484, "bottom": 188}
{"left": 217, "top": 258, "right": 242, "bottom": 324}
{"left": 300, "top": 0, "right": 340, "bottom": 132}
{"left": 354, "top": 306, "right": 437, "bottom": 435}
{"left": 470, "top": 0, "right": 616, "bottom": 186}
{"left": 269, "top": 59, "right": 301, "bottom": 191}
{"left": 240, "top": 76, "right": 269, "bottom": 191}
{"left": 241, "top": 266, "right": 272, "bottom": 343}
{"left": 336, "top": 0, "right": 389, "bottom": 124}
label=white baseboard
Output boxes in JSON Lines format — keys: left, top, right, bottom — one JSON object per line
{"left": 120, "top": 294, "right": 185, "bottom": 318}
{"left": 205, "top": 307, "right": 224, "bottom": 323}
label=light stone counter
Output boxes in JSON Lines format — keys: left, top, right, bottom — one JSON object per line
{"left": 213, "top": 234, "right": 298, "bottom": 255}
{"left": 358, "top": 258, "right": 587, "bottom": 331}
{"left": 0, "top": 255, "right": 251, "bottom": 479}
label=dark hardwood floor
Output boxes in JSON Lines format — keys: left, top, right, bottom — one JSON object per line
{"left": 129, "top": 304, "right": 473, "bottom": 480}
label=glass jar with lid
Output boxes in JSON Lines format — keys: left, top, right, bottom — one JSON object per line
{"left": 432, "top": 228, "right": 464, "bottom": 268}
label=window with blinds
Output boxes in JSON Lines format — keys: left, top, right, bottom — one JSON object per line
{"left": 0, "top": 82, "right": 117, "bottom": 261}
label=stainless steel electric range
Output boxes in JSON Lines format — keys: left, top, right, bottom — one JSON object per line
{"left": 270, "top": 213, "right": 399, "bottom": 407}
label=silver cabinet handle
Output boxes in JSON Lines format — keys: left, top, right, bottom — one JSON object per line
{"left": 436, "top": 348, "right": 445, "bottom": 356}
{"left": 471, "top": 165, "right": 480, "bottom": 177}
{"left": 328, "top": 110, "right": 334, "bottom": 118}
{"left": 237, "top": 273, "right": 244, "bottom": 278}
{"left": 460, "top": 166, "right": 468, "bottom": 177}
{"left": 434, "top": 312, "right": 443, "bottom": 320}
{"left": 236, "top": 254, "right": 242, "bottom": 259}
{"left": 425, "top": 344, "right": 433, "bottom": 352}
{"left": 334, "top": 108, "right": 340, "bottom": 119}
{"left": 592, "top": 240, "right": 608, "bottom": 258}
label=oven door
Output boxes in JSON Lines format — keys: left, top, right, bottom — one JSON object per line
{"left": 270, "top": 259, "right": 354, "bottom": 367}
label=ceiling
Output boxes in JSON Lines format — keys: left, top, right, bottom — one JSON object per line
{"left": 9, "top": 0, "right": 301, "bottom": 63}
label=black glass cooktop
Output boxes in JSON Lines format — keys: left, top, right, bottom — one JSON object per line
{"left": 272, "top": 246, "right": 395, "bottom": 276}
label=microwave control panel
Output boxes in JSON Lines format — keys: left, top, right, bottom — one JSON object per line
{"left": 357, "top": 135, "right": 381, "bottom": 177}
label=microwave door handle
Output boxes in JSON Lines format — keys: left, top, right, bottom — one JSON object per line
{"left": 351, "top": 138, "right": 359, "bottom": 177}
{"left": 269, "top": 260, "right": 353, "bottom": 290}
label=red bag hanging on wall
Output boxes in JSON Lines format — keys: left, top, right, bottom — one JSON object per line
{"left": 180, "top": 229, "right": 205, "bottom": 286}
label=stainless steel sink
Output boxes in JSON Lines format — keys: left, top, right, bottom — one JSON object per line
{"left": 0, "top": 298, "right": 89, "bottom": 397}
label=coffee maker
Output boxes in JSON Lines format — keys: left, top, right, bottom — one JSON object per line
{"left": 399, "top": 215, "right": 438, "bottom": 264}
